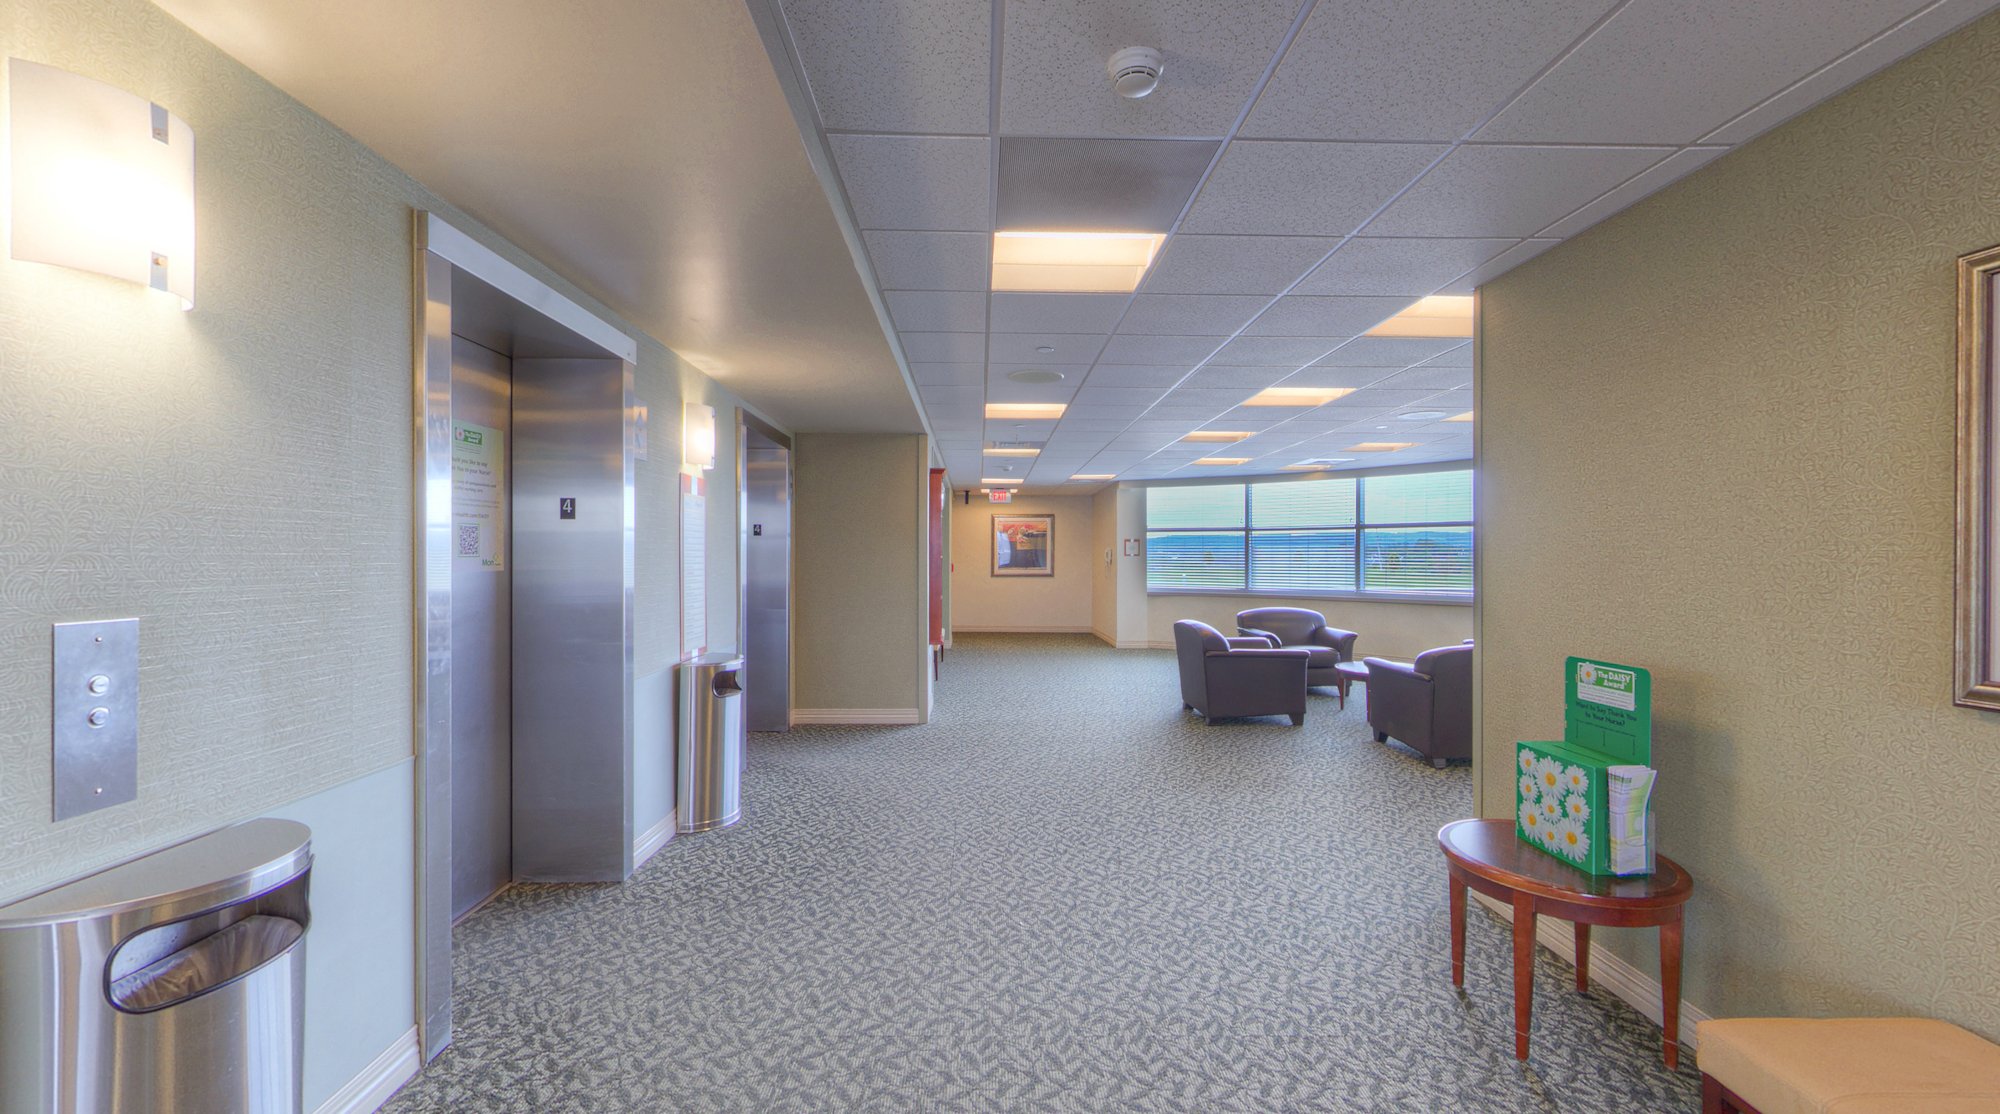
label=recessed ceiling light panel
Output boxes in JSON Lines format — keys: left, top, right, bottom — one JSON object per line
{"left": 1070, "top": 473, "right": 1115, "bottom": 481}
{"left": 984, "top": 447, "right": 1041, "bottom": 457}
{"left": 986, "top": 402, "right": 1068, "bottom": 420}
{"left": 1445, "top": 411, "right": 1475, "bottom": 422}
{"left": 1367, "top": 295, "right": 1474, "bottom": 338}
{"left": 1244, "top": 386, "right": 1355, "bottom": 407}
{"left": 1346, "top": 442, "right": 1416, "bottom": 452}
{"left": 1181, "top": 430, "right": 1250, "bottom": 443}
{"left": 991, "top": 231, "right": 1165, "bottom": 293}
{"left": 1193, "top": 457, "right": 1249, "bottom": 466}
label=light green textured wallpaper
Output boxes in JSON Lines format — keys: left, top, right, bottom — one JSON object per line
{"left": 1478, "top": 12, "right": 2000, "bottom": 1037}
{"left": 0, "top": 0, "right": 749, "bottom": 900}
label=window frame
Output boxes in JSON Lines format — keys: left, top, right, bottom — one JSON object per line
{"left": 1143, "top": 466, "right": 1473, "bottom": 605}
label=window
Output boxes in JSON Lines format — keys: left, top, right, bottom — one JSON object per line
{"left": 1144, "top": 470, "right": 1472, "bottom": 598}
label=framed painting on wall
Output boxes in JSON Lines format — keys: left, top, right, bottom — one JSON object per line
{"left": 1956, "top": 243, "right": 2000, "bottom": 708}
{"left": 992, "top": 513, "right": 1054, "bottom": 577}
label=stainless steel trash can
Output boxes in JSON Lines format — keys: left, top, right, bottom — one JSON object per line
{"left": 0, "top": 819, "right": 312, "bottom": 1114}
{"left": 678, "top": 653, "right": 745, "bottom": 833}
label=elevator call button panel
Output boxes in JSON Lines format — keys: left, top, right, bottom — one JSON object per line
{"left": 52, "top": 618, "right": 140, "bottom": 820}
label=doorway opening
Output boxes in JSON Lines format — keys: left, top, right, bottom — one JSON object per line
{"left": 739, "top": 413, "right": 792, "bottom": 732}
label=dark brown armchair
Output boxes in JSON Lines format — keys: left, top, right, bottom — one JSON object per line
{"left": 1174, "top": 620, "right": 1311, "bottom": 726}
{"left": 1364, "top": 642, "right": 1473, "bottom": 767}
{"left": 1234, "top": 607, "right": 1359, "bottom": 689}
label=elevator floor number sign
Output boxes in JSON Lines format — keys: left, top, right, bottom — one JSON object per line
{"left": 452, "top": 421, "right": 505, "bottom": 571}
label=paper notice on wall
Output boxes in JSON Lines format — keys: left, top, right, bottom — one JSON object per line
{"left": 681, "top": 473, "right": 706, "bottom": 659}
{"left": 452, "top": 421, "right": 505, "bottom": 571}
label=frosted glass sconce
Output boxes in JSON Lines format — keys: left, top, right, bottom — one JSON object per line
{"left": 8, "top": 59, "right": 195, "bottom": 308}
{"left": 683, "top": 403, "right": 716, "bottom": 471}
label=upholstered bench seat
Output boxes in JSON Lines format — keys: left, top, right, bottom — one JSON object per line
{"left": 1698, "top": 1018, "right": 2000, "bottom": 1114}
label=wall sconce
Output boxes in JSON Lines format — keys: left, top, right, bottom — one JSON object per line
{"left": 8, "top": 59, "right": 195, "bottom": 308}
{"left": 683, "top": 403, "right": 716, "bottom": 472}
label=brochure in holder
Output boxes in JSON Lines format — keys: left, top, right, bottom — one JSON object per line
{"left": 1515, "top": 657, "right": 1656, "bottom": 876}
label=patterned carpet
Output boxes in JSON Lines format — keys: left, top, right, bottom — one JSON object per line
{"left": 383, "top": 634, "right": 1699, "bottom": 1113}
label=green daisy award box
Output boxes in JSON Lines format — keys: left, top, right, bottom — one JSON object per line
{"left": 1515, "top": 658, "right": 1657, "bottom": 876}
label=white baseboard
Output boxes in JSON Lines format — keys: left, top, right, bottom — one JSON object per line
{"left": 791, "top": 708, "right": 922, "bottom": 725}
{"left": 632, "top": 811, "right": 675, "bottom": 868}
{"left": 1469, "top": 891, "right": 1712, "bottom": 1050}
{"left": 951, "top": 625, "right": 1093, "bottom": 633}
{"left": 313, "top": 1025, "right": 420, "bottom": 1114}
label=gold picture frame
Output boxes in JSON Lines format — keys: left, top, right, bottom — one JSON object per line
{"left": 992, "top": 513, "right": 1054, "bottom": 577}
{"left": 1955, "top": 243, "right": 2000, "bottom": 708}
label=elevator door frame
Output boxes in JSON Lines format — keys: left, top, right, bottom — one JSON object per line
{"left": 413, "top": 211, "right": 639, "bottom": 1061}
{"left": 737, "top": 411, "right": 793, "bottom": 731}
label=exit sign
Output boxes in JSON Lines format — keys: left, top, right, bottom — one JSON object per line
{"left": 988, "top": 488, "right": 1013, "bottom": 503}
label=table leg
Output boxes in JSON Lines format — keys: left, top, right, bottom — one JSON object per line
{"left": 1449, "top": 870, "right": 1467, "bottom": 988}
{"left": 1511, "top": 891, "right": 1536, "bottom": 1061}
{"left": 1573, "top": 922, "right": 1591, "bottom": 992}
{"left": 1337, "top": 676, "right": 1348, "bottom": 709}
{"left": 1661, "top": 911, "right": 1684, "bottom": 1071}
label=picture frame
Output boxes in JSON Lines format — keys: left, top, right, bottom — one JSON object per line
{"left": 992, "top": 513, "right": 1054, "bottom": 577}
{"left": 1955, "top": 243, "right": 2000, "bottom": 708}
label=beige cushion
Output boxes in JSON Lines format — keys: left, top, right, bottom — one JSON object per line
{"left": 1697, "top": 1018, "right": 2000, "bottom": 1114}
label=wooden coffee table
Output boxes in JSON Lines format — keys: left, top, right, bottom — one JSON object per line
{"left": 1333, "top": 659, "right": 1368, "bottom": 708}
{"left": 1438, "top": 818, "right": 1694, "bottom": 1068}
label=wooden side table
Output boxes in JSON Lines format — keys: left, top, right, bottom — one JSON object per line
{"left": 1438, "top": 818, "right": 1694, "bottom": 1068}
{"left": 1333, "top": 659, "right": 1368, "bottom": 708}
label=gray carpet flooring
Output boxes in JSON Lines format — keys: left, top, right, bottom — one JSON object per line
{"left": 383, "top": 634, "right": 1699, "bottom": 1113}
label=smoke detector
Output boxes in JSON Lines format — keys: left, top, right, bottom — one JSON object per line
{"left": 1107, "top": 47, "right": 1163, "bottom": 99}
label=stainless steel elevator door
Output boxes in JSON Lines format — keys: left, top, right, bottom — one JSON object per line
{"left": 744, "top": 442, "right": 790, "bottom": 732}
{"left": 449, "top": 336, "right": 513, "bottom": 919}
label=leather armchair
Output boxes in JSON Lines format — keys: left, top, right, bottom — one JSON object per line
{"left": 1234, "top": 607, "right": 1359, "bottom": 689}
{"left": 1364, "top": 642, "right": 1473, "bottom": 767}
{"left": 1174, "top": 620, "right": 1311, "bottom": 726}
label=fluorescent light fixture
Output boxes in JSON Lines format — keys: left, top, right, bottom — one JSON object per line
{"left": 1181, "top": 430, "right": 1250, "bottom": 443}
{"left": 1346, "top": 442, "right": 1415, "bottom": 452}
{"left": 1070, "top": 473, "right": 1115, "bottom": 481}
{"left": 981, "top": 477, "right": 1024, "bottom": 485}
{"left": 983, "top": 447, "right": 1041, "bottom": 457}
{"left": 1398, "top": 410, "right": 1449, "bottom": 421}
{"left": 8, "top": 59, "right": 196, "bottom": 308}
{"left": 1243, "top": 386, "right": 1356, "bottom": 407}
{"left": 985, "top": 403, "right": 1068, "bottom": 420}
{"left": 1366, "top": 295, "right": 1474, "bottom": 338}
{"left": 1445, "top": 411, "right": 1475, "bottom": 422}
{"left": 1194, "top": 457, "right": 1249, "bottom": 466}
{"left": 683, "top": 403, "right": 717, "bottom": 470}
{"left": 991, "top": 230, "right": 1165, "bottom": 293}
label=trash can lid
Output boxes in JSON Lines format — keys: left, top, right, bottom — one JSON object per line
{"left": 0, "top": 819, "right": 311, "bottom": 930}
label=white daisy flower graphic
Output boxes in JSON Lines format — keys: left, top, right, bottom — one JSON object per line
{"left": 1565, "top": 795, "right": 1590, "bottom": 824}
{"left": 1535, "top": 756, "right": 1563, "bottom": 795}
{"left": 1519, "top": 749, "right": 1537, "bottom": 774}
{"left": 1555, "top": 817, "right": 1590, "bottom": 862}
{"left": 1519, "top": 773, "right": 1538, "bottom": 801}
{"left": 1519, "top": 800, "right": 1539, "bottom": 834}
{"left": 1540, "top": 823, "right": 1561, "bottom": 849}
{"left": 1539, "top": 796, "right": 1562, "bottom": 823}
{"left": 1562, "top": 765, "right": 1589, "bottom": 796}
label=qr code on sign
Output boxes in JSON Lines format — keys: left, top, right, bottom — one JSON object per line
{"left": 457, "top": 524, "right": 480, "bottom": 557}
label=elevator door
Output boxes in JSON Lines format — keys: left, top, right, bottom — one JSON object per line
{"left": 449, "top": 336, "right": 512, "bottom": 918}
{"left": 744, "top": 439, "right": 790, "bottom": 731}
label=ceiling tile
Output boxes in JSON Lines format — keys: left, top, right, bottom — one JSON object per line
{"left": 1082, "top": 364, "right": 1193, "bottom": 388}
{"left": 887, "top": 290, "right": 987, "bottom": 332}
{"left": 1098, "top": 334, "right": 1226, "bottom": 364}
{"left": 1476, "top": 0, "right": 1918, "bottom": 145}
{"left": 997, "top": 0, "right": 1302, "bottom": 138}
{"left": 1539, "top": 147, "right": 1728, "bottom": 238}
{"left": 1182, "top": 365, "right": 1295, "bottom": 388}
{"left": 782, "top": 0, "right": 991, "bottom": 133}
{"left": 864, "top": 231, "right": 991, "bottom": 291}
{"left": 902, "top": 332, "right": 987, "bottom": 362}
{"left": 918, "top": 384, "right": 984, "bottom": 407}
{"left": 990, "top": 292, "right": 1130, "bottom": 334}
{"left": 1317, "top": 337, "right": 1465, "bottom": 367}
{"left": 829, "top": 134, "right": 991, "bottom": 231}
{"left": 910, "top": 361, "right": 985, "bottom": 385}
{"left": 1375, "top": 366, "right": 1473, "bottom": 391}
{"left": 1703, "top": 0, "right": 1997, "bottom": 144}
{"left": 1139, "top": 234, "right": 1339, "bottom": 295}
{"left": 1329, "top": 388, "right": 1444, "bottom": 411}
{"left": 1061, "top": 418, "right": 1144, "bottom": 431}
{"left": 1278, "top": 366, "right": 1403, "bottom": 390}
{"left": 1365, "top": 144, "right": 1667, "bottom": 237}
{"left": 996, "top": 138, "right": 1219, "bottom": 230}
{"left": 1241, "top": 0, "right": 1620, "bottom": 141}
{"left": 1120, "top": 294, "right": 1271, "bottom": 335}
{"left": 1295, "top": 237, "right": 1515, "bottom": 296}
{"left": 1182, "top": 141, "right": 1448, "bottom": 235}
{"left": 1245, "top": 295, "right": 1417, "bottom": 336}
{"left": 1208, "top": 335, "right": 1346, "bottom": 365}
{"left": 989, "top": 332, "right": 1108, "bottom": 364}
{"left": 1417, "top": 345, "right": 1474, "bottom": 369}
{"left": 1074, "top": 385, "right": 1171, "bottom": 407}
{"left": 1438, "top": 238, "right": 1562, "bottom": 294}
{"left": 985, "top": 377, "right": 1083, "bottom": 403}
